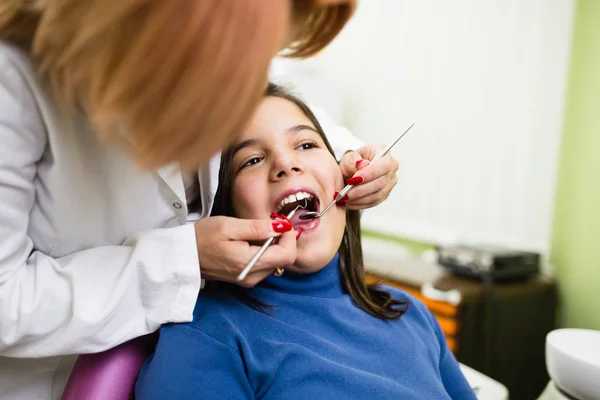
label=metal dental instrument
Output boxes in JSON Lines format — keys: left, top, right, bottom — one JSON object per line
{"left": 237, "top": 200, "right": 307, "bottom": 282}
{"left": 299, "top": 122, "right": 416, "bottom": 221}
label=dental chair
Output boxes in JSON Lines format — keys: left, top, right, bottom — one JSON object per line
{"left": 61, "top": 333, "right": 157, "bottom": 400}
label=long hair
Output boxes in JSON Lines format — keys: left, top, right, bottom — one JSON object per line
{"left": 211, "top": 83, "right": 407, "bottom": 320}
{"left": 0, "top": 0, "right": 356, "bottom": 171}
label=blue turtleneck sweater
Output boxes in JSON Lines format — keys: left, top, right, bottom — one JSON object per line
{"left": 136, "top": 254, "right": 476, "bottom": 399}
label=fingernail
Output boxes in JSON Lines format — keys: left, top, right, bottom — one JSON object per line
{"left": 337, "top": 202, "right": 347, "bottom": 208}
{"left": 296, "top": 228, "right": 303, "bottom": 240}
{"left": 355, "top": 159, "right": 369, "bottom": 169}
{"left": 333, "top": 192, "right": 349, "bottom": 202}
{"left": 272, "top": 219, "right": 292, "bottom": 233}
{"left": 347, "top": 176, "right": 364, "bottom": 185}
{"left": 270, "top": 212, "right": 290, "bottom": 224}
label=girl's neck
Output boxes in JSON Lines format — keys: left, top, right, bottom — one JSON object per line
{"left": 254, "top": 253, "right": 344, "bottom": 299}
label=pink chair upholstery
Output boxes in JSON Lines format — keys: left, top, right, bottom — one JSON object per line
{"left": 62, "top": 333, "right": 158, "bottom": 400}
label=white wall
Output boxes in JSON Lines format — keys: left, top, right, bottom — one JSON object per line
{"left": 274, "top": 0, "right": 575, "bottom": 254}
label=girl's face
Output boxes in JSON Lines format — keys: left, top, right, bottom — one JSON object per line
{"left": 231, "top": 97, "right": 346, "bottom": 273}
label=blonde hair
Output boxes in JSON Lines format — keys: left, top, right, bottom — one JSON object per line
{"left": 0, "top": 0, "right": 355, "bottom": 171}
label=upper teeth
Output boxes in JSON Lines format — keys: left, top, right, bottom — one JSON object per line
{"left": 277, "top": 191, "right": 314, "bottom": 213}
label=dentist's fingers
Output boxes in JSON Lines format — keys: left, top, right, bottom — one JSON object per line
{"left": 338, "top": 150, "right": 365, "bottom": 179}
{"left": 343, "top": 173, "right": 398, "bottom": 209}
{"left": 337, "top": 144, "right": 399, "bottom": 210}
{"left": 246, "top": 229, "right": 297, "bottom": 270}
{"left": 237, "top": 230, "right": 297, "bottom": 287}
{"left": 343, "top": 190, "right": 387, "bottom": 210}
{"left": 226, "top": 217, "right": 293, "bottom": 240}
{"left": 346, "top": 154, "right": 398, "bottom": 186}
{"left": 195, "top": 216, "right": 294, "bottom": 285}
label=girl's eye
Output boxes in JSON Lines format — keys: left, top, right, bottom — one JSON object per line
{"left": 296, "top": 141, "right": 317, "bottom": 151}
{"left": 240, "top": 156, "right": 263, "bottom": 170}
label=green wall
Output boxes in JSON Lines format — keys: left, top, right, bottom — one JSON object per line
{"left": 550, "top": 0, "right": 600, "bottom": 330}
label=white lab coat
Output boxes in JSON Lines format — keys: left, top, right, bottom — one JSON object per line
{"left": 0, "top": 42, "right": 363, "bottom": 399}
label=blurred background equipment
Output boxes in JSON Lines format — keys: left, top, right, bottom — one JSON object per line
{"left": 436, "top": 245, "right": 540, "bottom": 282}
{"left": 539, "top": 329, "right": 600, "bottom": 400}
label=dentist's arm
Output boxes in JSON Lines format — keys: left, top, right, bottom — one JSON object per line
{"left": 0, "top": 48, "right": 294, "bottom": 358}
{"left": 0, "top": 55, "right": 203, "bottom": 357}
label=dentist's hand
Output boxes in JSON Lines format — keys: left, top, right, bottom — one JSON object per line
{"left": 338, "top": 144, "right": 399, "bottom": 210}
{"left": 194, "top": 216, "right": 296, "bottom": 287}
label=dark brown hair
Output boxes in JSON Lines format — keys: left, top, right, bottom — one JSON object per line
{"left": 210, "top": 82, "right": 407, "bottom": 320}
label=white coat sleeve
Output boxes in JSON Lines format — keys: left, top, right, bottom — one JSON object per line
{"left": 310, "top": 105, "right": 364, "bottom": 162}
{"left": 0, "top": 51, "right": 201, "bottom": 358}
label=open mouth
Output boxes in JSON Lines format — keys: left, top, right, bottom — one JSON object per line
{"left": 275, "top": 191, "right": 320, "bottom": 216}
{"left": 274, "top": 190, "right": 321, "bottom": 232}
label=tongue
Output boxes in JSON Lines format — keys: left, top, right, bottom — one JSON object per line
{"left": 290, "top": 209, "right": 314, "bottom": 227}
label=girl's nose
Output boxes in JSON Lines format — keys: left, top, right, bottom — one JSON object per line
{"left": 271, "top": 151, "right": 304, "bottom": 180}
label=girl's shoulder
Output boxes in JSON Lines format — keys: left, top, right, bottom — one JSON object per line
{"left": 191, "top": 290, "right": 248, "bottom": 324}
{"left": 163, "top": 289, "right": 268, "bottom": 348}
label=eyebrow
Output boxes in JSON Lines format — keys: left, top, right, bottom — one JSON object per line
{"left": 287, "top": 124, "right": 319, "bottom": 135}
{"left": 231, "top": 125, "right": 320, "bottom": 157}
{"left": 231, "top": 139, "right": 259, "bottom": 157}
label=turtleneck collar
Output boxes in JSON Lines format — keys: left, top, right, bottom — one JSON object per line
{"left": 254, "top": 253, "right": 344, "bottom": 299}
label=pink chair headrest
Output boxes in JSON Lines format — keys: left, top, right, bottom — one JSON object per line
{"left": 62, "top": 333, "right": 158, "bottom": 400}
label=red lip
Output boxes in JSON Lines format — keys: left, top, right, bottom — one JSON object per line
{"left": 273, "top": 187, "right": 320, "bottom": 213}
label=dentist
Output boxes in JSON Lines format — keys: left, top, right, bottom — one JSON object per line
{"left": 0, "top": 1, "right": 398, "bottom": 399}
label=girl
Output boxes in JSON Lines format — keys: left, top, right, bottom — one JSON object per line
{"left": 135, "top": 84, "right": 476, "bottom": 399}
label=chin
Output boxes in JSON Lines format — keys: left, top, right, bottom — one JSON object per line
{"left": 291, "top": 244, "right": 339, "bottom": 273}
{"left": 289, "top": 212, "right": 345, "bottom": 273}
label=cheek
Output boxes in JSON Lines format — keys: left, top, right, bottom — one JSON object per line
{"left": 333, "top": 207, "right": 347, "bottom": 243}
{"left": 321, "top": 163, "right": 348, "bottom": 249}
{"left": 232, "top": 178, "right": 266, "bottom": 219}
{"left": 327, "top": 159, "right": 345, "bottom": 187}
{"left": 231, "top": 180, "right": 251, "bottom": 218}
